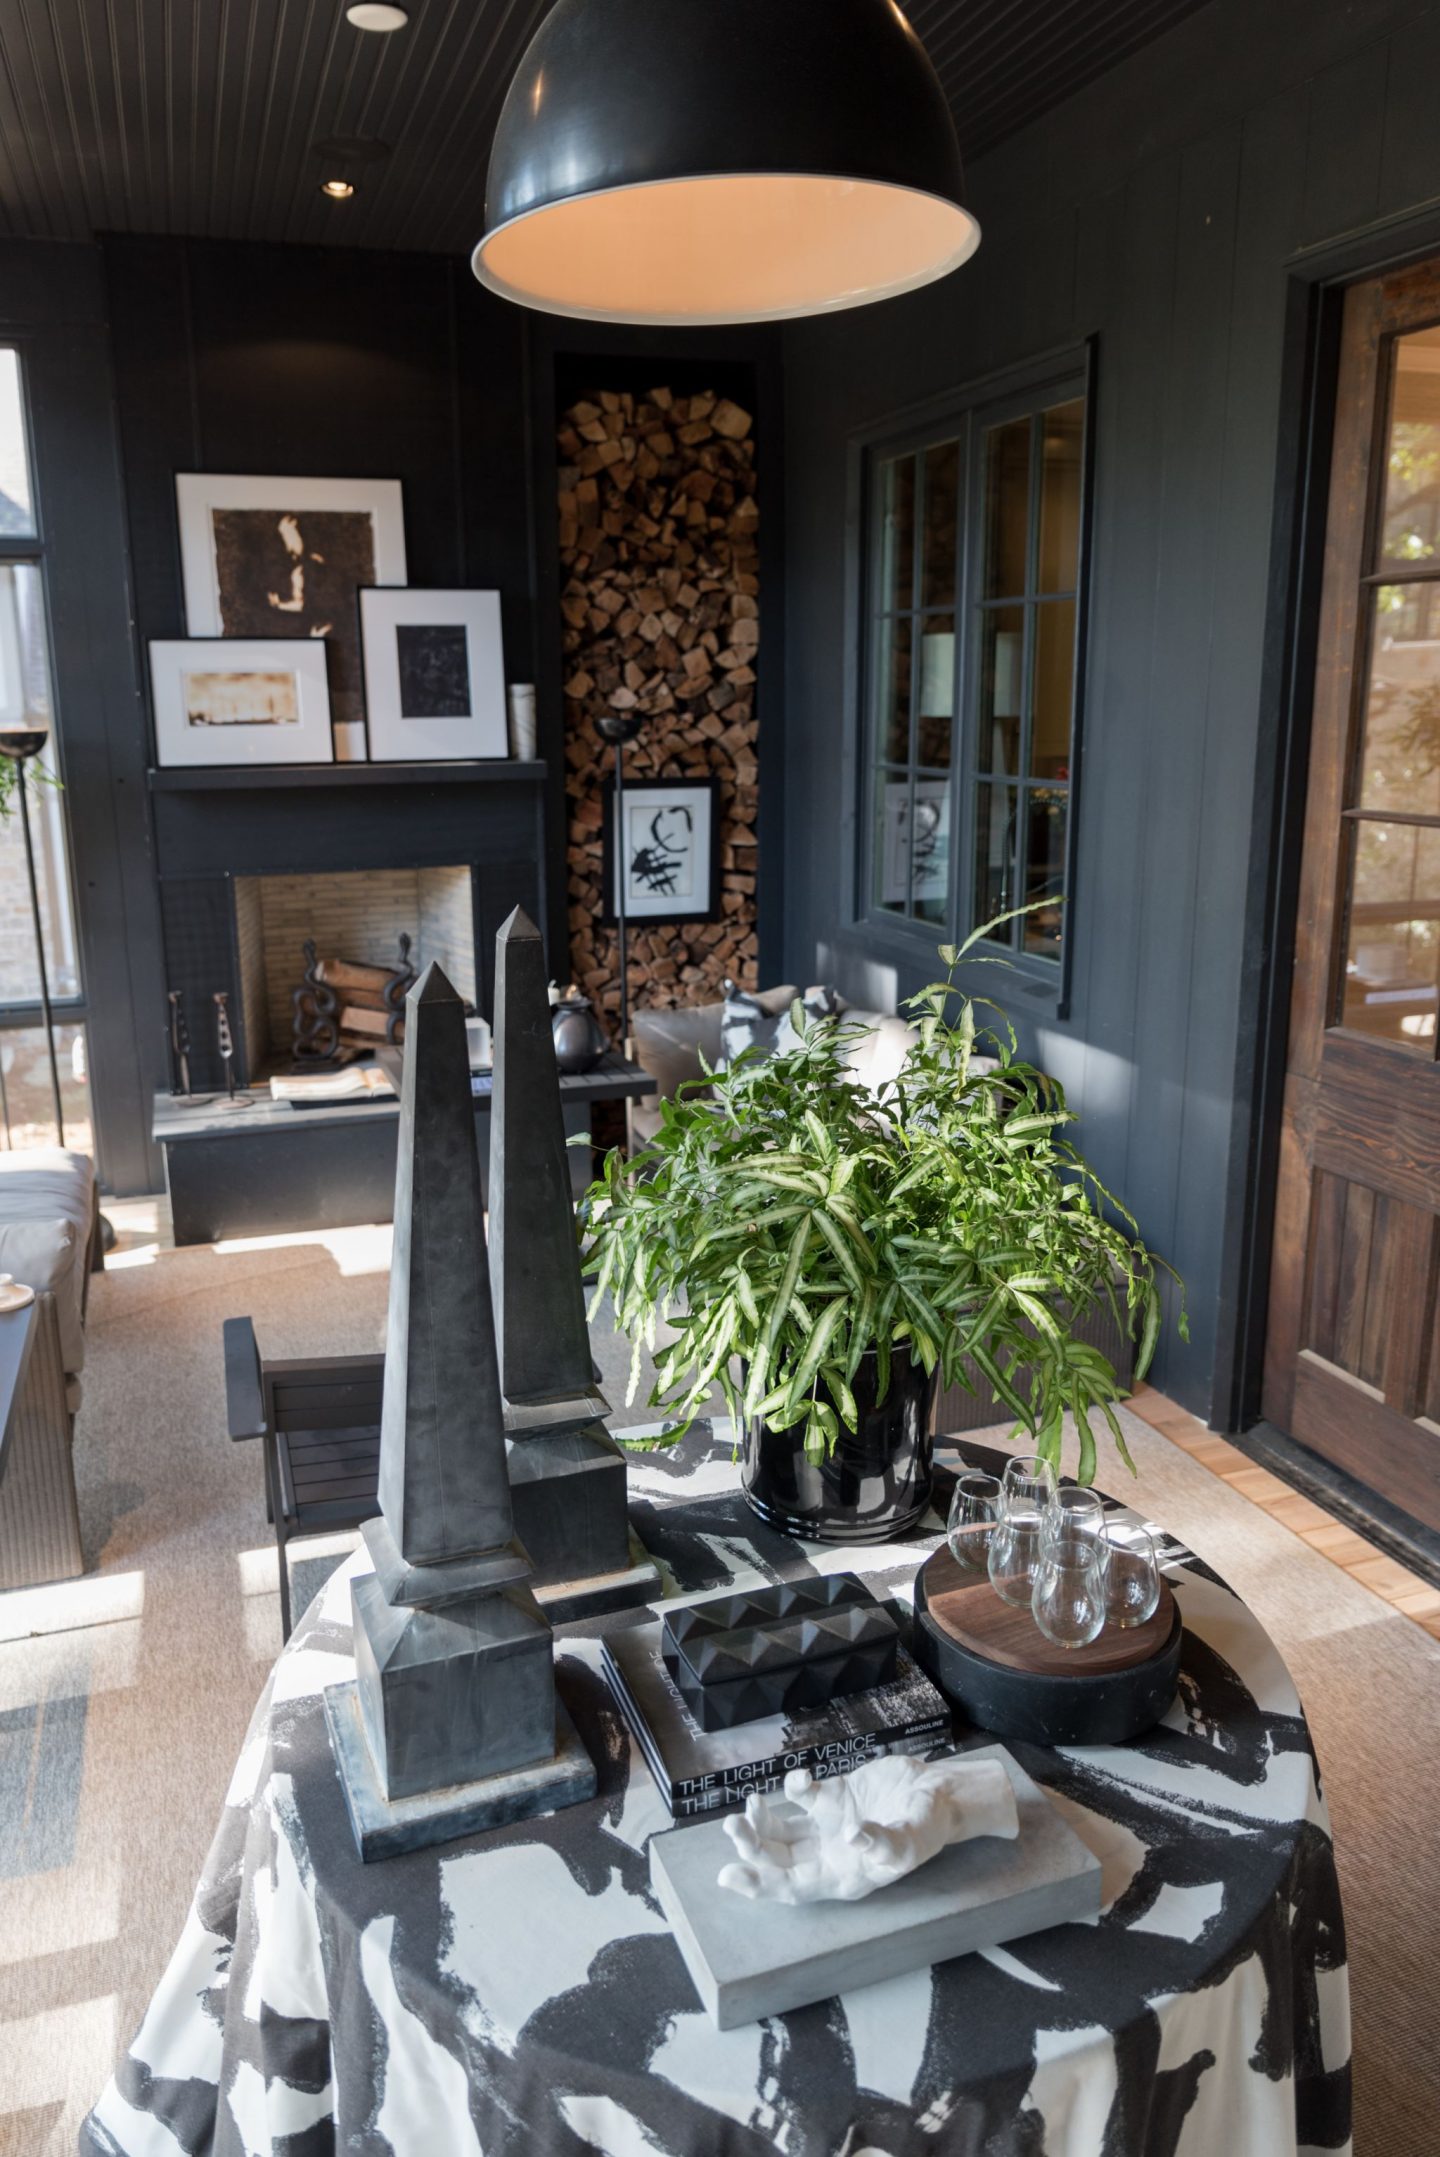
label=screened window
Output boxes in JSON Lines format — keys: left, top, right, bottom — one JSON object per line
{"left": 860, "top": 363, "right": 1089, "bottom": 977}
{"left": 0, "top": 347, "right": 88, "bottom": 1151}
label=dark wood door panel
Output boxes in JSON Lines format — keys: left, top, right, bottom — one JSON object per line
{"left": 1292, "top": 1350, "right": 1440, "bottom": 1533}
{"left": 1264, "top": 260, "right": 1440, "bottom": 1533}
{"left": 1311, "top": 1034, "right": 1440, "bottom": 1207}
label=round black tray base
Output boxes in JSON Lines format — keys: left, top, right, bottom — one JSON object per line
{"left": 913, "top": 1562, "right": 1183, "bottom": 1746}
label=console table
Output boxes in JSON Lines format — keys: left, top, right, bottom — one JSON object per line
{"left": 83, "top": 1426, "right": 1350, "bottom": 2156}
{"left": 151, "top": 1053, "right": 655, "bottom": 1245}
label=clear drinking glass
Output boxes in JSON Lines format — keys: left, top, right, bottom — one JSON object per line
{"left": 988, "top": 1454, "right": 1059, "bottom": 1607}
{"left": 1047, "top": 1486, "right": 1106, "bottom": 1543}
{"left": 1031, "top": 1532, "right": 1108, "bottom": 1649}
{"left": 947, "top": 1471, "right": 1002, "bottom": 1574}
{"left": 1102, "top": 1522, "right": 1162, "bottom": 1629}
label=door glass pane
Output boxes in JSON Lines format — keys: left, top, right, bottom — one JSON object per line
{"left": 915, "top": 615, "right": 954, "bottom": 768}
{"left": 0, "top": 352, "right": 35, "bottom": 537}
{"left": 878, "top": 454, "right": 915, "bottom": 613}
{"left": 1356, "top": 582, "right": 1440, "bottom": 815}
{"left": 1340, "top": 817, "right": 1440, "bottom": 1047}
{"left": 979, "top": 605, "right": 1024, "bottom": 771}
{"left": 874, "top": 767, "right": 911, "bottom": 913}
{"left": 1024, "top": 788, "right": 1068, "bottom": 956}
{"left": 1038, "top": 398, "right": 1084, "bottom": 592}
{"left": 974, "top": 782, "right": 1017, "bottom": 931}
{"left": 919, "top": 440, "right": 960, "bottom": 608}
{"left": 1380, "top": 324, "right": 1440, "bottom": 569}
{"left": 872, "top": 615, "right": 912, "bottom": 763}
{"left": 1032, "top": 600, "right": 1076, "bottom": 779}
{"left": 984, "top": 419, "right": 1030, "bottom": 598}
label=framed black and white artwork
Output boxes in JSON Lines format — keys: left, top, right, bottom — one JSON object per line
{"left": 602, "top": 776, "right": 719, "bottom": 925}
{"left": 358, "top": 587, "right": 507, "bottom": 761}
{"left": 174, "top": 474, "right": 407, "bottom": 747}
{"left": 148, "top": 638, "right": 333, "bottom": 768}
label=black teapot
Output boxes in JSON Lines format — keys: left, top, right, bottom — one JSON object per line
{"left": 551, "top": 995, "right": 607, "bottom": 1075}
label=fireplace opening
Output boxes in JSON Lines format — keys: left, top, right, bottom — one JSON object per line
{"left": 231, "top": 866, "right": 476, "bottom": 1079}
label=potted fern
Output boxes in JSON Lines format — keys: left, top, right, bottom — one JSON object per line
{"left": 582, "top": 918, "right": 1184, "bottom": 1543}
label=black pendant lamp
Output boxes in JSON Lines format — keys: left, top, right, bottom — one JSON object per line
{"left": 472, "top": 0, "right": 979, "bottom": 326}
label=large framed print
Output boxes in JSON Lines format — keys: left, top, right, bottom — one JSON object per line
{"left": 358, "top": 587, "right": 507, "bottom": 762}
{"left": 603, "top": 776, "right": 720, "bottom": 925}
{"left": 148, "top": 638, "right": 333, "bottom": 768}
{"left": 174, "top": 474, "right": 407, "bottom": 740}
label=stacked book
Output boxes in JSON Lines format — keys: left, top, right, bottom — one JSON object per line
{"left": 603, "top": 1607, "right": 952, "bottom": 1822}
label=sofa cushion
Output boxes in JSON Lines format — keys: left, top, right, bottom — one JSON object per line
{"left": 0, "top": 1149, "right": 94, "bottom": 1377}
{"left": 717, "top": 981, "right": 803, "bottom": 1068}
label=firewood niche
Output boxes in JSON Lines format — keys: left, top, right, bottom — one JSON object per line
{"left": 559, "top": 385, "right": 759, "bottom": 1031}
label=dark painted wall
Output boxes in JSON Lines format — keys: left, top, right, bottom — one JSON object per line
{"left": 93, "top": 235, "right": 538, "bottom": 1187}
{"left": 777, "top": 0, "right": 1440, "bottom": 1420}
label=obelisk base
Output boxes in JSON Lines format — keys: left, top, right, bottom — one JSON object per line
{"left": 325, "top": 1680, "right": 597, "bottom": 1863}
{"left": 506, "top": 1408, "right": 661, "bottom": 1621}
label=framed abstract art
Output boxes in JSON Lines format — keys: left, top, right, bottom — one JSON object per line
{"left": 358, "top": 587, "right": 507, "bottom": 761}
{"left": 174, "top": 474, "right": 407, "bottom": 744}
{"left": 148, "top": 638, "right": 333, "bottom": 767}
{"left": 602, "top": 776, "right": 720, "bottom": 925}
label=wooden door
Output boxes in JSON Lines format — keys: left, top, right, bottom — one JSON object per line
{"left": 1264, "top": 260, "right": 1440, "bottom": 1534}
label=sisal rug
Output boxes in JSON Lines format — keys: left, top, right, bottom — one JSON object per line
{"left": 0, "top": 1222, "right": 1435, "bottom": 2154}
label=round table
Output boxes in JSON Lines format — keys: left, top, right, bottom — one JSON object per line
{"left": 82, "top": 1425, "right": 1352, "bottom": 2157}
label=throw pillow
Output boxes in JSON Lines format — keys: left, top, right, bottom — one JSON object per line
{"left": 719, "top": 981, "right": 786, "bottom": 1067}
{"left": 774, "top": 983, "right": 845, "bottom": 1055}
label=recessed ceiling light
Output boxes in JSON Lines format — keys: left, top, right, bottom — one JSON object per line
{"left": 320, "top": 177, "right": 356, "bottom": 200}
{"left": 346, "top": 2, "right": 409, "bottom": 28}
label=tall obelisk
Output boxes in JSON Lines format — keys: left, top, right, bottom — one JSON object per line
{"left": 325, "top": 961, "right": 595, "bottom": 1861}
{"left": 489, "top": 907, "right": 658, "bottom": 1616}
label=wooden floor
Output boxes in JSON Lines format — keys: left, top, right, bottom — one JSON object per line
{"left": 1129, "top": 1382, "right": 1440, "bottom": 1639}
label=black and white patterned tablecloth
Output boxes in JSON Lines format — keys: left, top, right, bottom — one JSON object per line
{"left": 82, "top": 1425, "right": 1351, "bottom": 2156}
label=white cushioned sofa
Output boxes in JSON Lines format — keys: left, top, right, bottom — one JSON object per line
{"left": 0, "top": 1147, "right": 99, "bottom": 1589}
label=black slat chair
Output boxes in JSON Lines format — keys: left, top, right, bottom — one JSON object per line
{"left": 223, "top": 1316, "right": 384, "bottom": 1640}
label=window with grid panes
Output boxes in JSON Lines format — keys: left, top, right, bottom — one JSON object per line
{"left": 861, "top": 372, "right": 1088, "bottom": 972}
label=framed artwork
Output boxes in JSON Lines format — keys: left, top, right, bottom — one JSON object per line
{"left": 358, "top": 587, "right": 507, "bottom": 762}
{"left": 148, "top": 638, "right": 333, "bottom": 767}
{"left": 879, "top": 778, "right": 951, "bottom": 909}
{"left": 602, "top": 776, "right": 720, "bottom": 925}
{"left": 174, "top": 474, "right": 407, "bottom": 740}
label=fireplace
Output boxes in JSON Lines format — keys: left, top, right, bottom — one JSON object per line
{"left": 232, "top": 867, "right": 477, "bottom": 1077}
{"left": 148, "top": 761, "right": 547, "bottom": 1092}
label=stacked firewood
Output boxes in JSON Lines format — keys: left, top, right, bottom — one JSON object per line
{"left": 559, "top": 386, "right": 759, "bottom": 1029}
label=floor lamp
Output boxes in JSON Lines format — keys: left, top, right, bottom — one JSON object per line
{"left": 597, "top": 709, "right": 646, "bottom": 1051}
{"left": 0, "top": 729, "right": 65, "bottom": 1146}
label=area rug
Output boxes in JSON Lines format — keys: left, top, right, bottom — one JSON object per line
{"left": 0, "top": 1223, "right": 1435, "bottom": 2153}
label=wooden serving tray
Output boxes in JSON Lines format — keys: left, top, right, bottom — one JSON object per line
{"left": 923, "top": 1547, "right": 1176, "bottom": 1676}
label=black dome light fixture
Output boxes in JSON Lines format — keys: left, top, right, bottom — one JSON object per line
{"left": 471, "top": 0, "right": 979, "bottom": 326}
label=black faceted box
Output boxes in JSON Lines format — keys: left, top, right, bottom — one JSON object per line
{"left": 661, "top": 1575, "right": 900, "bottom": 1732}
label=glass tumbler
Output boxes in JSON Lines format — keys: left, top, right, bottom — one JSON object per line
{"left": 947, "top": 1471, "right": 1002, "bottom": 1574}
{"left": 1103, "top": 1522, "right": 1162, "bottom": 1629}
{"left": 1031, "top": 1530, "right": 1108, "bottom": 1649}
{"left": 1047, "top": 1486, "right": 1107, "bottom": 1542}
{"left": 988, "top": 1454, "right": 1059, "bottom": 1608}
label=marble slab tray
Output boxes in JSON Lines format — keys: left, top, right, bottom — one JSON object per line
{"left": 648, "top": 1743, "right": 1100, "bottom": 2028}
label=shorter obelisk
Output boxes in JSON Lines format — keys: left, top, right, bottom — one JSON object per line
{"left": 489, "top": 908, "right": 660, "bottom": 1620}
{"left": 324, "top": 962, "right": 595, "bottom": 1862}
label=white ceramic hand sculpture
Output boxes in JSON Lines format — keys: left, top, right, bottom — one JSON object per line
{"left": 717, "top": 1752, "right": 1019, "bottom": 1905}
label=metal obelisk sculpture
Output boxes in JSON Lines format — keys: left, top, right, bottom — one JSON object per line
{"left": 324, "top": 961, "right": 595, "bottom": 1861}
{"left": 489, "top": 907, "right": 658, "bottom": 1618}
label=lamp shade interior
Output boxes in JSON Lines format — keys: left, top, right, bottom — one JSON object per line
{"left": 474, "top": 172, "right": 980, "bottom": 326}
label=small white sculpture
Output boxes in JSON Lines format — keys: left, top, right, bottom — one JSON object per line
{"left": 717, "top": 1752, "right": 1019, "bottom": 1905}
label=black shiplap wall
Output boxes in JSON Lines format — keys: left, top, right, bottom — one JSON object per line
{"left": 104, "top": 234, "right": 535, "bottom": 684}
{"left": 777, "top": 0, "right": 1440, "bottom": 1419}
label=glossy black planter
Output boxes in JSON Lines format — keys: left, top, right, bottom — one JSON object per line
{"left": 742, "top": 1347, "right": 938, "bottom": 1544}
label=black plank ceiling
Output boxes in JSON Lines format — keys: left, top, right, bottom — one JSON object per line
{"left": 0, "top": 0, "right": 1213, "bottom": 255}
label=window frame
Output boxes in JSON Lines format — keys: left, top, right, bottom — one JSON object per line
{"left": 849, "top": 341, "right": 1096, "bottom": 1013}
{"left": 0, "top": 335, "right": 86, "bottom": 1038}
